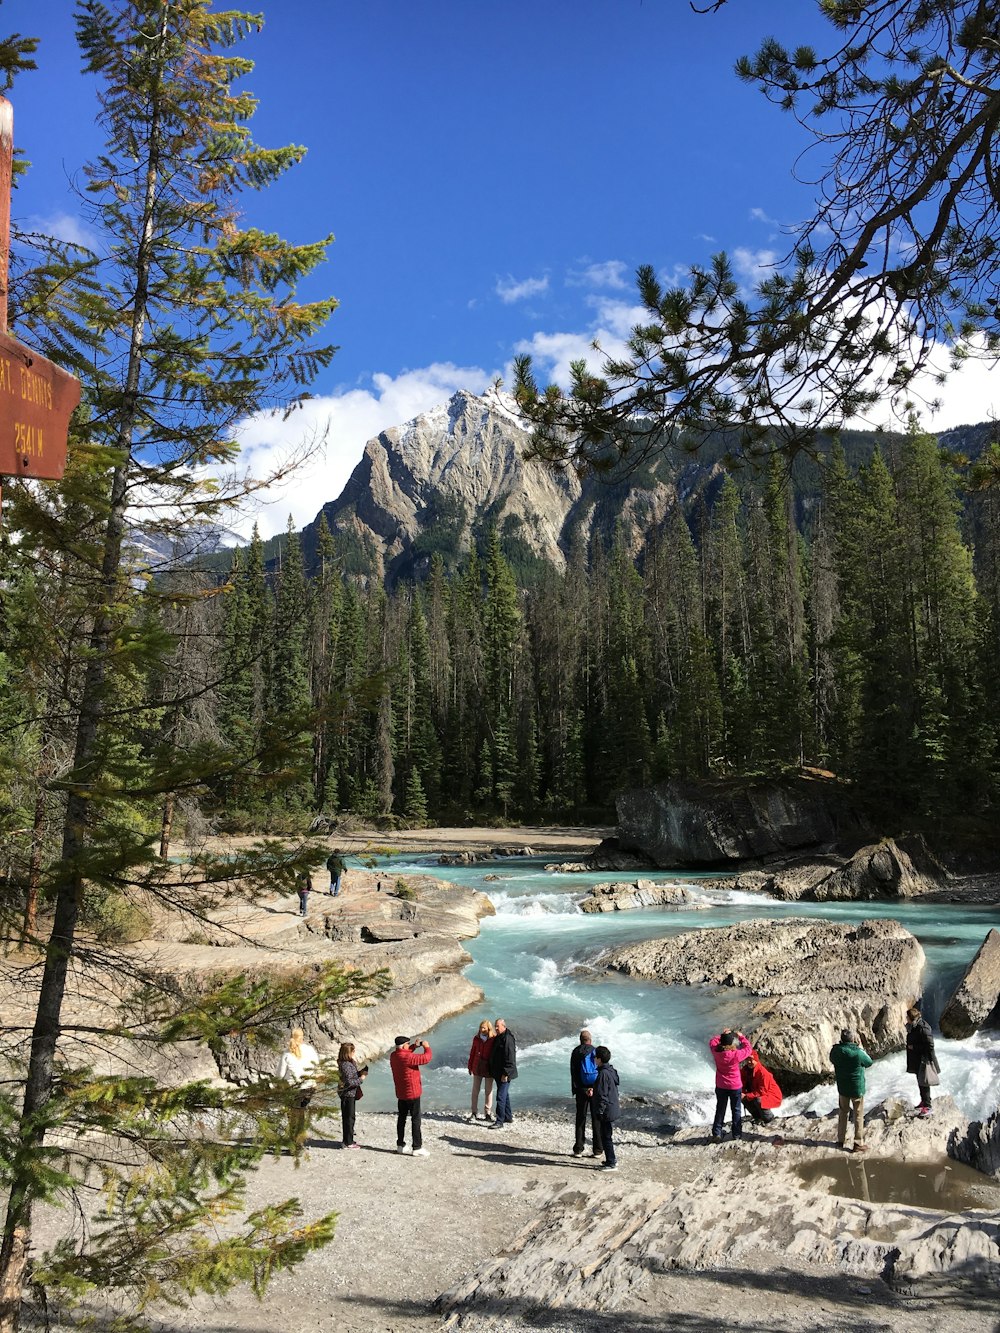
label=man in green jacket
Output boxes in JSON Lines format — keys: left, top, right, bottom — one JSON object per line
{"left": 829, "top": 1028, "right": 873, "bottom": 1153}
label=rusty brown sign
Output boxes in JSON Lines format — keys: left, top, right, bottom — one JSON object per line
{"left": 0, "top": 330, "right": 80, "bottom": 480}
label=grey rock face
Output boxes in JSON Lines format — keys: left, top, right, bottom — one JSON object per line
{"left": 949, "top": 1105, "right": 1000, "bottom": 1177}
{"left": 578, "top": 879, "right": 709, "bottom": 913}
{"left": 939, "top": 928, "right": 1000, "bottom": 1038}
{"left": 615, "top": 776, "right": 857, "bottom": 868}
{"left": 605, "top": 916, "right": 925, "bottom": 1089}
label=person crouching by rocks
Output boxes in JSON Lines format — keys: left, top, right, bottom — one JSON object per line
{"left": 593, "top": 1046, "right": 620, "bottom": 1171}
{"left": 570, "top": 1028, "right": 603, "bottom": 1158}
{"left": 277, "top": 1026, "right": 320, "bottom": 1155}
{"left": 390, "top": 1035, "right": 432, "bottom": 1156}
{"left": 337, "top": 1041, "right": 367, "bottom": 1149}
{"left": 906, "top": 1005, "right": 940, "bottom": 1116}
{"left": 709, "top": 1028, "right": 753, "bottom": 1141}
{"left": 740, "top": 1047, "right": 783, "bottom": 1125}
{"left": 830, "top": 1027, "right": 873, "bottom": 1153}
{"left": 489, "top": 1017, "right": 517, "bottom": 1128}
{"left": 466, "top": 1019, "right": 495, "bottom": 1122}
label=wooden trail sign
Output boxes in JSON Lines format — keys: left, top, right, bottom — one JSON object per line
{"left": 0, "top": 95, "right": 78, "bottom": 484}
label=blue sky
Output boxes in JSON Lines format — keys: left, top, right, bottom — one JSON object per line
{"left": 5, "top": 0, "right": 998, "bottom": 535}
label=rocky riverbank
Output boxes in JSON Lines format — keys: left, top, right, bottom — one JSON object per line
{"left": 139, "top": 1100, "right": 1000, "bottom": 1333}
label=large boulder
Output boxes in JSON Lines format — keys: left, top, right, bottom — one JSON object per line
{"left": 578, "top": 879, "right": 709, "bottom": 913}
{"left": 615, "top": 775, "right": 863, "bottom": 868}
{"left": 604, "top": 917, "right": 924, "bottom": 1090}
{"left": 806, "top": 836, "right": 947, "bottom": 900}
{"left": 939, "top": 929, "right": 1000, "bottom": 1038}
{"left": 949, "top": 1105, "right": 1000, "bottom": 1177}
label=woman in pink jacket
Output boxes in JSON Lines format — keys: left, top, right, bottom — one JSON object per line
{"left": 709, "top": 1028, "right": 753, "bottom": 1140}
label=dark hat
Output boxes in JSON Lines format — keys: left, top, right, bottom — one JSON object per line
{"left": 394, "top": 1035, "right": 411, "bottom": 1047}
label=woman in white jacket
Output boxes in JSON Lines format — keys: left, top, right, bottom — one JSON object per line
{"left": 278, "top": 1027, "right": 320, "bottom": 1153}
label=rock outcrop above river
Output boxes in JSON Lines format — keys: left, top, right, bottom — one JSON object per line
{"left": 950, "top": 1105, "right": 1000, "bottom": 1178}
{"left": 605, "top": 917, "right": 924, "bottom": 1090}
{"left": 939, "top": 928, "right": 1000, "bottom": 1038}
{"left": 616, "top": 774, "right": 864, "bottom": 867}
{"left": 723, "top": 836, "right": 948, "bottom": 901}
{"left": 578, "top": 879, "right": 709, "bottom": 913}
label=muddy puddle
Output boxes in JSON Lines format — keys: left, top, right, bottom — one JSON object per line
{"left": 795, "top": 1156, "right": 1000, "bottom": 1212}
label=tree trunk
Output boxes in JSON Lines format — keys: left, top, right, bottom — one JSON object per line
{"left": 159, "top": 791, "right": 175, "bottom": 860}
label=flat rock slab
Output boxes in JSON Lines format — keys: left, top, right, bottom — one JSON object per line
{"left": 604, "top": 917, "right": 925, "bottom": 1089}
{"left": 578, "top": 879, "right": 709, "bottom": 913}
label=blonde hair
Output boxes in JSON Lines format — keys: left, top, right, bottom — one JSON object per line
{"left": 289, "top": 1027, "right": 304, "bottom": 1059}
{"left": 478, "top": 1020, "right": 495, "bottom": 1038}
{"left": 338, "top": 1041, "right": 356, "bottom": 1063}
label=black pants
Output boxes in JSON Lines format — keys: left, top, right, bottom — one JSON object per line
{"left": 574, "top": 1090, "right": 603, "bottom": 1154}
{"left": 918, "top": 1081, "right": 932, "bottom": 1107}
{"left": 340, "top": 1094, "right": 356, "bottom": 1145}
{"left": 397, "top": 1096, "right": 422, "bottom": 1149}
{"left": 599, "top": 1113, "right": 616, "bottom": 1166}
{"left": 744, "top": 1098, "right": 775, "bottom": 1124}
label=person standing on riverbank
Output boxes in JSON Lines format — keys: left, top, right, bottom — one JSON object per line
{"left": 337, "top": 1041, "right": 367, "bottom": 1149}
{"left": 466, "top": 1019, "right": 495, "bottom": 1121}
{"left": 570, "top": 1029, "right": 603, "bottom": 1157}
{"left": 296, "top": 870, "right": 311, "bottom": 917}
{"left": 830, "top": 1028, "right": 873, "bottom": 1152}
{"left": 906, "top": 1005, "right": 940, "bottom": 1116}
{"left": 593, "top": 1045, "right": 620, "bottom": 1171}
{"left": 390, "top": 1036, "right": 433, "bottom": 1156}
{"left": 326, "top": 849, "right": 346, "bottom": 896}
{"left": 489, "top": 1017, "right": 517, "bottom": 1128}
{"left": 277, "top": 1027, "right": 320, "bottom": 1155}
{"left": 709, "top": 1029, "right": 753, "bottom": 1140}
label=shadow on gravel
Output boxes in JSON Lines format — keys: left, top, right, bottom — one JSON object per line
{"left": 439, "top": 1133, "right": 595, "bottom": 1170}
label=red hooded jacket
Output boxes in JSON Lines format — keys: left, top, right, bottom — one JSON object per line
{"left": 741, "top": 1049, "right": 782, "bottom": 1109}
{"left": 467, "top": 1033, "right": 494, "bottom": 1077}
{"left": 390, "top": 1041, "right": 432, "bottom": 1099}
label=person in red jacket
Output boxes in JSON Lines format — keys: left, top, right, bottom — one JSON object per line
{"left": 390, "top": 1036, "right": 433, "bottom": 1156}
{"left": 740, "top": 1048, "right": 783, "bottom": 1124}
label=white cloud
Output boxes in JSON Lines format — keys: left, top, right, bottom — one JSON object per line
{"left": 566, "top": 260, "right": 629, "bottom": 290}
{"left": 732, "top": 246, "right": 779, "bottom": 285}
{"left": 495, "top": 273, "right": 550, "bottom": 304}
{"left": 227, "top": 361, "right": 495, "bottom": 539}
{"left": 513, "top": 298, "right": 646, "bottom": 390}
{"left": 24, "top": 211, "right": 99, "bottom": 250}
{"left": 750, "top": 207, "right": 781, "bottom": 228}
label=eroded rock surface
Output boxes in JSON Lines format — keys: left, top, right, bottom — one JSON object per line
{"left": 940, "top": 929, "right": 1000, "bottom": 1038}
{"left": 616, "top": 775, "right": 863, "bottom": 867}
{"left": 950, "top": 1105, "right": 1000, "bottom": 1178}
{"left": 578, "top": 879, "right": 709, "bottom": 913}
{"left": 605, "top": 917, "right": 924, "bottom": 1089}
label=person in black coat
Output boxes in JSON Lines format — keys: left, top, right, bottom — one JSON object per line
{"left": 593, "top": 1045, "right": 620, "bottom": 1171}
{"left": 569, "top": 1028, "right": 603, "bottom": 1158}
{"left": 489, "top": 1017, "right": 517, "bottom": 1128}
{"left": 906, "top": 1005, "right": 940, "bottom": 1115}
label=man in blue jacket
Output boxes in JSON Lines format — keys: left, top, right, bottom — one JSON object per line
{"left": 593, "top": 1045, "right": 620, "bottom": 1171}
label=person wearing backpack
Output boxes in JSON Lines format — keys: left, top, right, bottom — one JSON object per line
{"left": 570, "top": 1028, "right": 603, "bottom": 1158}
{"left": 326, "top": 850, "right": 346, "bottom": 896}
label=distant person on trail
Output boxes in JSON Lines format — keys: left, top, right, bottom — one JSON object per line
{"left": 829, "top": 1027, "right": 873, "bottom": 1152}
{"left": 709, "top": 1028, "right": 753, "bottom": 1141}
{"left": 296, "top": 870, "right": 311, "bottom": 918}
{"left": 570, "top": 1028, "right": 603, "bottom": 1158}
{"left": 466, "top": 1019, "right": 495, "bottom": 1121}
{"left": 740, "top": 1048, "right": 783, "bottom": 1125}
{"left": 390, "top": 1036, "right": 432, "bottom": 1156}
{"left": 277, "top": 1027, "right": 320, "bottom": 1154}
{"left": 906, "top": 1005, "right": 940, "bottom": 1116}
{"left": 337, "top": 1040, "right": 367, "bottom": 1149}
{"left": 489, "top": 1017, "right": 517, "bottom": 1128}
{"left": 593, "top": 1045, "right": 620, "bottom": 1171}
{"left": 326, "top": 850, "right": 346, "bottom": 896}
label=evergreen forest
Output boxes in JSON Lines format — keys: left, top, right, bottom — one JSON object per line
{"left": 9, "top": 424, "right": 991, "bottom": 854}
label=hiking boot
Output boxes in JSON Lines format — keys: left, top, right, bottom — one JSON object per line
{"left": 852, "top": 1144, "right": 867, "bottom": 1153}
{"left": 599, "top": 1163, "right": 618, "bottom": 1171}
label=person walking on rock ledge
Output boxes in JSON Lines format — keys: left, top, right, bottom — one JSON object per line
{"left": 489, "top": 1017, "right": 517, "bottom": 1128}
{"left": 906, "top": 1005, "right": 940, "bottom": 1116}
{"left": 570, "top": 1028, "right": 603, "bottom": 1158}
{"left": 830, "top": 1027, "right": 872, "bottom": 1152}
{"left": 390, "top": 1036, "right": 432, "bottom": 1156}
{"left": 593, "top": 1045, "right": 620, "bottom": 1171}
{"left": 709, "top": 1028, "right": 753, "bottom": 1140}
{"left": 326, "top": 849, "right": 346, "bottom": 896}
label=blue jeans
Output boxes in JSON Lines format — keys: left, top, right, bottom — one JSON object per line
{"left": 713, "top": 1087, "right": 742, "bottom": 1138}
{"left": 331, "top": 874, "right": 342, "bottom": 896}
{"left": 495, "top": 1079, "right": 513, "bottom": 1123}
{"left": 297, "top": 888, "right": 309, "bottom": 916}
{"left": 599, "top": 1114, "right": 616, "bottom": 1166}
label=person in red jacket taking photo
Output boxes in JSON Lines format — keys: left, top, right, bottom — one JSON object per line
{"left": 740, "top": 1048, "right": 783, "bottom": 1125}
{"left": 390, "top": 1036, "right": 433, "bottom": 1157}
